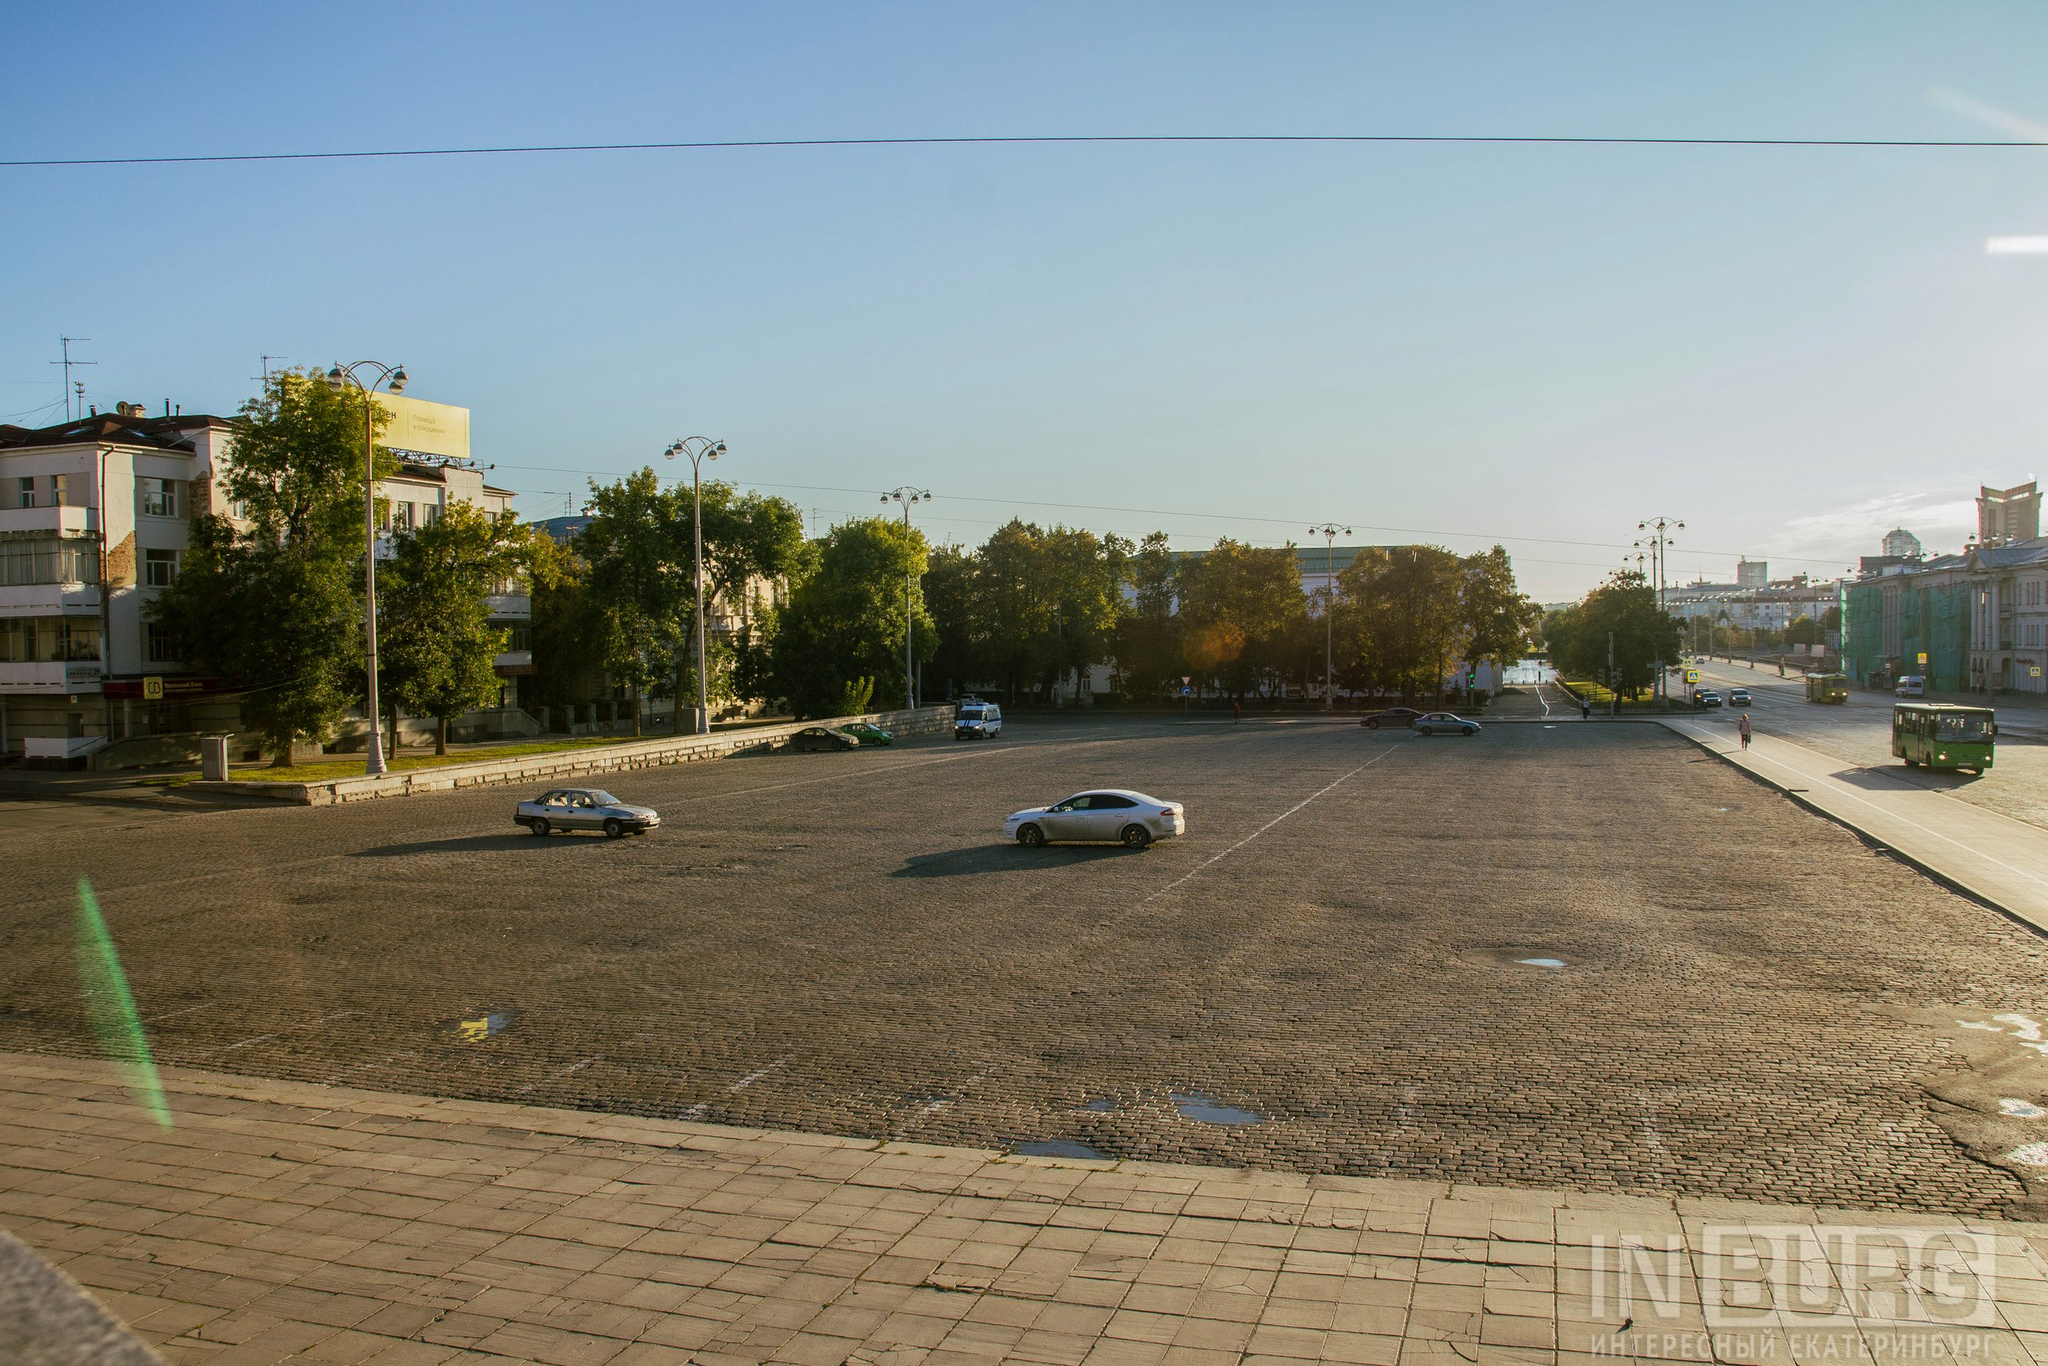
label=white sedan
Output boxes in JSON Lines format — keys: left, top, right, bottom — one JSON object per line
{"left": 1005, "top": 789, "right": 1185, "bottom": 849}
{"left": 515, "top": 788, "right": 660, "bottom": 838}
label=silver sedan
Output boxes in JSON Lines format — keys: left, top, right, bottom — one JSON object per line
{"left": 1005, "top": 789, "right": 1185, "bottom": 849}
{"left": 514, "top": 788, "right": 660, "bottom": 838}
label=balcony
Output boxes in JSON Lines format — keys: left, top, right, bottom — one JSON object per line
{"left": 492, "top": 649, "right": 535, "bottom": 677}
{"left": 0, "top": 661, "right": 102, "bottom": 694}
{"left": 0, "top": 584, "right": 100, "bottom": 613}
{"left": 0, "top": 505, "right": 97, "bottom": 536}
{"left": 485, "top": 592, "right": 531, "bottom": 618}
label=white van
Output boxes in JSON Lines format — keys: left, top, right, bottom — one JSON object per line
{"left": 1895, "top": 675, "right": 1926, "bottom": 698}
{"left": 955, "top": 700, "right": 1002, "bottom": 739}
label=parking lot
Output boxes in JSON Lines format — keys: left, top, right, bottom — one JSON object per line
{"left": 5, "top": 715, "right": 2048, "bottom": 1217}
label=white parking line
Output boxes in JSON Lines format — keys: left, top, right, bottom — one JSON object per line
{"left": 1142, "top": 742, "right": 1406, "bottom": 904}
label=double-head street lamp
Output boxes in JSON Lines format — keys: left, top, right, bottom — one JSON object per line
{"left": 1638, "top": 516, "right": 1683, "bottom": 699}
{"left": 1308, "top": 523, "right": 1350, "bottom": 710}
{"left": 664, "top": 437, "right": 727, "bottom": 736}
{"left": 881, "top": 488, "right": 930, "bottom": 710}
{"left": 325, "top": 361, "right": 408, "bottom": 775}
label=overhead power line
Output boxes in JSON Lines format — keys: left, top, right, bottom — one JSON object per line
{"left": 6, "top": 131, "right": 2048, "bottom": 169}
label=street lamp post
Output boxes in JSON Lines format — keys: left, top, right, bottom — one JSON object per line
{"left": 882, "top": 488, "right": 930, "bottom": 710}
{"left": 1638, "top": 516, "right": 1684, "bottom": 701}
{"left": 324, "top": 361, "right": 408, "bottom": 776}
{"left": 1308, "top": 523, "right": 1350, "bottom": 710}
{"left": 664, "top": 437, "right": 726, "bottom": 736}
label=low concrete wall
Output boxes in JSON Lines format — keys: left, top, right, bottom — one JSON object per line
{"left": 194, "top": 706, "right": 956, "bottom": 807}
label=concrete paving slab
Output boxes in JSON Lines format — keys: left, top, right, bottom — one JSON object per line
{"left": 7, "top": 1053, "right": 2048, "bottom": 1366}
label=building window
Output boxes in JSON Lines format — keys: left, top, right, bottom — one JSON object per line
{"left": 50, "top": 473, "right": 70, "bottom": 507}
{"left": 16, "top": 477, "right": 35, "bottom": 509}
{"left": 143, "top": 548, "right": 179, "bottom": 587}
{"left": 138, "top": 477, "right": 177, "bottom": 518}
{"left": 501, "top": 624, "right": 532, "bottom": 653}
{"left": 145, "top": 622, "right": 183, "bottom": 664}
{"left": 0, "top": 537, "right": 97, "bottom": 586}
{"left": 0, "top": 617, "right": 100, "bottom": 663}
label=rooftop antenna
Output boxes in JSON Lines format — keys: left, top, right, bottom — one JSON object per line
{"left": 254, "top": 353, "right": 287, "bottom": 384}
{"left": 50, "top": 336, "right": 96, "bottom": 421}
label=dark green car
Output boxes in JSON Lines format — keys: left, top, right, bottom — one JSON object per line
{"left": 839, "top": 721, "right": 894, "bottom": 746}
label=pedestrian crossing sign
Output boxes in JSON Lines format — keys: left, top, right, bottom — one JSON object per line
{"left": 1684, "top": 669, "right": 1699, "bottom": 684}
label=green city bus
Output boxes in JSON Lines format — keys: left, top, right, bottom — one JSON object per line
{"left": 1805, "top": 672, "right": 1848, "bottom": 704}
{"left": 1892, "top": 702, "right": 1995, "bottom": 773}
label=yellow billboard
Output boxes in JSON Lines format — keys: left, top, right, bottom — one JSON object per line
{"left": 374, "top": 394, "right": 470, "bottom": 460}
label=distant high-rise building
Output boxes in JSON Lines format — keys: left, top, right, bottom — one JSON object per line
{"left": 1881, "top": 527, "right": 1922, "bottom": 560}
{"left": 1979, "top": 481, "right": 2041, "bottom": 547}
{"left": 1735, "top": 559, "right": 1768, "bottom": 588}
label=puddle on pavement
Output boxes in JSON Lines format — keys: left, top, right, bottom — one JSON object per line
{"left": 2003, "top": 1099, "right": 2048, "bottom": 1119}
{"left": 1172, "top": 1091, "right": 1263, "bottom": 1126}
{"left": 1078, "top": 1097, "right": 1119, "bottom": 1112}
{"left": 1517, "top": 957, "right": 1567, "bottom": 969}
{"left": 1011, "top": 1140, "right": 1106, "bottom": 1159}
{"left": 454, "top": 1011, "right": 513, "bottom": 1042}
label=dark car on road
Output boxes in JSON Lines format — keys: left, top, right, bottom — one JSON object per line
{"left": 1728, "top": 688, "right": 1750, "bottom": 705}
{"left": 1361, "top": 707, "right": 1424, "bottom": 730}
{"left": 1695, "top": 690, "right": 1723, "bottom": 709}
{"left": 789, "top": 725, "right": 860, "bottom": 752}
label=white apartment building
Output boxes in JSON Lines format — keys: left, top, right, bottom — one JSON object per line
{"left": 0, "top": 406, "right": 238, "bottom": 764}
{"left": 0, "top": 404, "right": 529, "bottom": 766}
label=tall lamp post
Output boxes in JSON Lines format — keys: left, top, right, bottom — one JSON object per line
{"left": 1308, "top": 523, "right": 1350, "bottom": 710}
{"left": 325, "top": 361, "right": 408, "bottom": 776}
{"left": 882, "top": 488, "right": 930, "bottom": 710}
{"left": 1638, "top": 516, "right": 1683, "bottom": 700}
{"left": 664, "top": 437, "right": 726, "bottom": 736}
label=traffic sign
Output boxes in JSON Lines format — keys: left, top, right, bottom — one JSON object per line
{"left": 1684, "top": 669, "right": 1699, "bottom": 684}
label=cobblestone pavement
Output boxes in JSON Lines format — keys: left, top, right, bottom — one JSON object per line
{"left": 9, "top": 1053, "right": 2048, "bottom": 1366}
{"left": 4, "top": 717, "right": 2048, "bottom": 1217}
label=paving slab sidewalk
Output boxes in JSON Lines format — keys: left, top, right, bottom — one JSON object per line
{"left": 1662, "top": 718, "right": 2048, "bottom": 936}
{"left": 5, "top": 1053, "right": 2048, "bottom": 1365}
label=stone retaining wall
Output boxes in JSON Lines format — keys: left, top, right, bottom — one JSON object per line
{"left": 194, "top": 706, "right": 956, "bottom": 807}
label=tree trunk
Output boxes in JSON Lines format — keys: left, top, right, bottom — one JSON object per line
{"left": 631, "top": 685, "right": 642, "bottom": 736}
{"left": 388, "top": 703, "right": 399, "bottom": 758}
{"left": 435, "top": 715, "right": 449, "bottom": 756}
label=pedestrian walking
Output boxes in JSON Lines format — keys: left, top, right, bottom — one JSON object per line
{"left": 1738, "top": 712, "right": 1752, "bottom": 750}
{"left": 1580, "top": 698, "right": 1590, "bottom": 721}
{"left": 1232, "top": 700, "right": 1241, "bottom": 723}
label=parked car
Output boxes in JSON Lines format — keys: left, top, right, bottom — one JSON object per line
{"left": 790, "top": 725, "right": 860, "bottom": 751}
{"left": 1005, "top": 789, "right": 1185, "bottom": 849}
{"left": 839, "top": 721, "right": 894, "bottom": 746}
{"left": 956, "top": 700, "right": 1003, "bottom": 739}
{"left": 1360, "top": 707, "right": 1424, "bottom": 730}
{"left": 515, "top": 789, "right": 660, "bottom": 838}
{"left": 1896, "top": 675, "right": 1926, "bottom": 698}
{"left": 1413, "top": 711, "right": 1480, "bottom": 736}
{"left": 1728, "top": 688, "right": 1751, "bottom": 705}
{"left": 1695, "top": 690, "right": 1723, "bottom": 709}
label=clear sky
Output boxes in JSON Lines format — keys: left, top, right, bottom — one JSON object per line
{"left": 4, "top": 2, "right": 2047, "bottom": 600}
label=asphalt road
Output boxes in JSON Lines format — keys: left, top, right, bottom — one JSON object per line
{"left": 4, "top": 715, "right": 2048, "bottom": 1217}
{"left": 1683, "top": 658, "right": 2048, "bottom": 830}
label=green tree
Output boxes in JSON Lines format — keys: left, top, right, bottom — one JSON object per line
{"left": 921, "top": 543, "right": 981, "bottom": 699}
{"left": 1110, "top": 532, "right": 1182, "bottom": 701}
{"left": 1553, "top": 570, "right": 1681, "bottom": 699}
{"left": 381, "top": 502, "right": 552, "bottom": 755}
{"left": 771, "top": 517, "right": 934, "bottom": 718}
{"left": 1038, "top": 527, "right": 1130, "bottom": 699}
{"left": 1461, "top": 546, "right": 1538, "bottom": 680}
{"left": 147, "top": 370, "right": 390, "bottom": 764}
{"left": 576, "top": 469, "right": 689, "bottom": 734}
{"left": 1176, "top": 539, "right": 1309, "bottom": 700}
{"left": 1337, "top": 546, "right": 1468, "bottom": 703}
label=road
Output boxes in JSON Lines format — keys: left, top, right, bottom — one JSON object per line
{"left": 1683, "top": 657, "right": 2048, "bottom": 830}
{"left": 6, "top": 715, "right": 2048, "bottom": 1217}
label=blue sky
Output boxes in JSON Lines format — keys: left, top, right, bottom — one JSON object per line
{"left": 4, "top": 1, "right": 2047, "bottom": 599}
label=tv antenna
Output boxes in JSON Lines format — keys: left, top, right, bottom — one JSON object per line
{"left": 254, "top": 353, "right": 288, "bottom": 383}
{"left": 50, "top": 336, "right": 96, "bottom": 421}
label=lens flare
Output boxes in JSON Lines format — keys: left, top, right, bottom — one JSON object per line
{"left": 74, "top": 878, "right": 171, "bottom": 1130}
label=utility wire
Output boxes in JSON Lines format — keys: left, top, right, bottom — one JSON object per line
{"left": 6, "top": 131, "right": 2048, "bottom": 169}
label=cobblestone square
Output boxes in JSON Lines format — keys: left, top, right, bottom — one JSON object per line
{"left": 6, "top": 716, "right": 2048, "bottom": 1218}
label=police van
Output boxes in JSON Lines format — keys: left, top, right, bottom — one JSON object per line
{"left": 954, "top": 698, "right": 1002, "bottom": 740}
